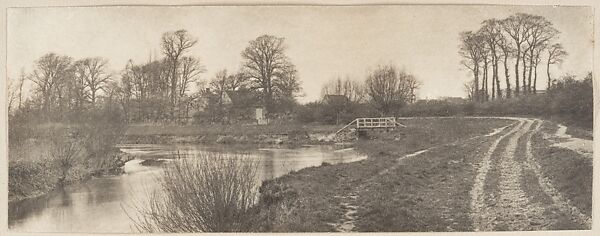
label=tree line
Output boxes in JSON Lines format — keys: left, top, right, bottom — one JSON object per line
{"left": 459, "top": 13, "right": 568, "bottom": 102}
{"left": 8, "top": 30, "right": 301, "bottom": 124}
{"left": 299, "top": 64, "right": 420, "bottom": 124}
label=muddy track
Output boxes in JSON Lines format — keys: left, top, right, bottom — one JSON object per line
{"left": 523, "top": 120, "right": 592, "bottom": 228}
{"left": 470, "top": 118, "right": 526, "bottom": 231}
{"left": 329, "top": 120, "right": 515, "bottom": 232}
{"left": 471, "top": 118, "right": 591, "bottom": 231}
{"left": 329, "top": 117, "right": 591, "bottom": 232}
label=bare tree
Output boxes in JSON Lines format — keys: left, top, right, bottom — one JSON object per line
{"left": 501, "top": 13, "right": 533, "bottom": 96}
{"left": 459, "top": 31, "right": 484, "bottom": 102}
{"left": 522, "top": 15, "right": 558, "bottom": 93}
{"left": 178, "top": 56, "right": 205, "bottom": 101}
{"left": 497, "top": 31, "right": 514, "bottom": 98}
{"left": 161, "top": 29, "right": 198, "bottom": 117}
{"left": 241, "top": 34, "right": 298, "bottom": 113}
{"left": 463, "top": 80, "right": 477, "bottom": 101}
{"left": 209, "top": 69, "right": 230, "bottom": 109}
{"left": 321, "top": 76, "right": 366, "bottom": 103}
{"left": 16, "top": 68, "right": 27, "bottom": 110}
{"left": 70, "top": 60, "right": 89, "bottom": 110}
{"left": 529, "top": 42, "right": 547, "bottom": 93}
{"left": 271, "top": 63, "right": 301, "bottom": 102}
{"left": 7, "top": 78, "right": 17, "bottom": 114}
{"left": 546, "top": 43, "right": 568, "bottom": 89}
{"left": 224, "top": 72, "right": 247, "bottom": 92}
{"left": 481, "top": 44, "right": 490, "bottom": 101}
{"left": 72, "top": 57, "right": 111, "bottom": 105}
{"left": 480, "top": 19, "right": 503, "bottom": 100}
{"left": 365, "top": 64, "right": 419, "bottom": 115}
{"left": 30, "top": 53, "right": 72, "bottom": 113}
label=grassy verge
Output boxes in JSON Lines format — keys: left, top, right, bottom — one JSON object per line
{"left": 514, "top": 125, "right": 583, "bottom": 230}
{"left": 354, "top": 135, "right": 496, "bottom": 231}
{"left": 531, "top": 122, "right": 592, "bottom": 217}
{"left": 254, "top": 118, "right": 512, "bottom": 232}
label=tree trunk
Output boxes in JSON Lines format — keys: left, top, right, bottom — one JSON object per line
{"left": 533, "top": 65, "right": 538, "bottom": 93}
{"left": 521, "top": 53, "right": 528, "bottom": 95}
{"left": 483, "top": 60, "right": 489, "bottom": 101}
{"left": 514, "top": 49, "right": 521, "bottom": 96}
{"left": 495, "top": 65, "right": 500, "bottom": 99}
{"left": 91, "top": 89, "right": 96, "bottom": 105}
{"left": 491, "top": 72, "right": 495, "bottom": 100}
{"left": 527, "top": 50, "right": 535, "bottom": 94}
{"left": 170, "top": 61, "right": 179, "bottom": 120}
{"left": 503, "top": 54, "right": 511, "bottom": 99}
{"left": 474, "top": 65, "right": 480, "bottom": 102}
{"left": 546, "top": 57, "right": 552, "bottom": 90}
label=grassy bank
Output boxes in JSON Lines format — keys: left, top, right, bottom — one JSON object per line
{"left": 124, "top": 123, "right": 342, "bottom": 145}
{"left": 253, "top": 117, "right": 512, "bottom": 231}
{"left": 9, "top": 118, "right": 129, "bottom": 203}
{"left": 8, "top": 148, "right": 129, "bottom": 203}
{"left": 531, "top": 122, "right": 592, "bottom": 217}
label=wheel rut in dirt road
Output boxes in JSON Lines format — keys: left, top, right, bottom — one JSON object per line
{"left": 488, "top": 119, "right": 547, "bottom": 231}
{"left": 330, "top": 119, "right": 517, "bottom": 232}
{"left": 471, "top": 118, "right": 591, "bottom": 231}
{"left": 470, "top": 118, "right": 526, "bottom": 231}
{"left": 523, "top": 120, "right": 592, "bottom": 229}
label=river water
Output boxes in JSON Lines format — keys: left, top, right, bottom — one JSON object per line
{"left": 8, "top": 144, "right": 366, "bottom": 233}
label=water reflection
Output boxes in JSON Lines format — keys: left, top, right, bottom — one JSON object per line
{"left": 9, "top": 144, "right": 366, "bottom": 233}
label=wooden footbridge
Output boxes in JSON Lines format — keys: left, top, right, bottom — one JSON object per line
{"left": 335, "top": 117, "right": 406, "bottom": 136}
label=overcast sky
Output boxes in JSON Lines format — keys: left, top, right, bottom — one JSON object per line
{"left": 7, "top": 5, "right": 593, "bottom": 102}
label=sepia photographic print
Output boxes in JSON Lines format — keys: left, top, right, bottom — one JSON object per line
{"left": 1, "top": 0, "right": 597, "bottom": 234}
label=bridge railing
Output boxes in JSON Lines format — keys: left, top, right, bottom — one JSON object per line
{"left": 335, "top": 117, "right": 405, "bottom": 134}
{"left": 356, "top": 117, "right": 398, "bottom": 128}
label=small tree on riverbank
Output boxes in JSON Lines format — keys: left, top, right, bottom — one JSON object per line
{"left": 131, "top": 153, "right": 259, "bottom": 232}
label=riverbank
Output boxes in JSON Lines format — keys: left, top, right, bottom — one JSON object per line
{"left": 123, "top": 123, "right": 346, "bottom": 145}
{"left": 8, "top": 150, "right": 132, "bottom": 203}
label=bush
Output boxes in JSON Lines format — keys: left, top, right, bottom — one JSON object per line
{"left": 394, "top": 73, "right": 593, "bottom": 128}
{"left": 8, "top": 159, "right": 58, "bottom": 200}
{"left": 132, "top": 153, "right": 259, "bottom": 232}
{"left": 400, "top": 100, "right": 463, "bottom": 117}
{"left": 294, "top": 102, "right": 379, "bottom": 125}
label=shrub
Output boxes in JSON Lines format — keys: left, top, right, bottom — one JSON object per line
{"left": 48, "top": 135, "right": 82, "bottom": 186}
{"left": 132, "top": 153, "right": 259, "bottom": 232}
{"left": 8, "top": 159, "right": 58, "bottom": 200}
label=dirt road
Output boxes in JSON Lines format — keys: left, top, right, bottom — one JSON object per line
{"left": 331, "top": 117, "right": 592, "bottom": 232}
{"left": 470, "top": 118, "right": 591, "bottom": 231}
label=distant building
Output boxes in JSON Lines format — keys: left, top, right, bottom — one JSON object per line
{"left": 255, "top": 106, "right": 268, "bottom": 125}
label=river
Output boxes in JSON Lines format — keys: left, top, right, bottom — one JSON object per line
{"left": 8, "top": 144, "right": 366, "bottom": 233}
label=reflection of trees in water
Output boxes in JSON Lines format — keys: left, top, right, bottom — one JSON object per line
{"left": 8, "top": 190, "right": 60, "bottom": 224}
{"left": 55, "top": 188, "right": 72, "bottom": 229}
{"left": 262, "top": 150, "right": 275, "bottom": 180}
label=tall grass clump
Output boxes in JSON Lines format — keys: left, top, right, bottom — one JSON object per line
{"left": 132, "top": 153, "right": 259, "bottom": 232}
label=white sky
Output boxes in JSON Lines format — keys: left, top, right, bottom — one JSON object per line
{"left": 7, "top": 5, "right": 593, "bottom": 103}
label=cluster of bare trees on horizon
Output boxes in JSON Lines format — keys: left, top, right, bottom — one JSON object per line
{"left": 7, "top": 30, "right": 301, "bottom": 123}
{"left": 460, "top": 13, "right": 568, "bottom": 102}
{"left": 315, "top": 65, "right": 420, "bottom": 121}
